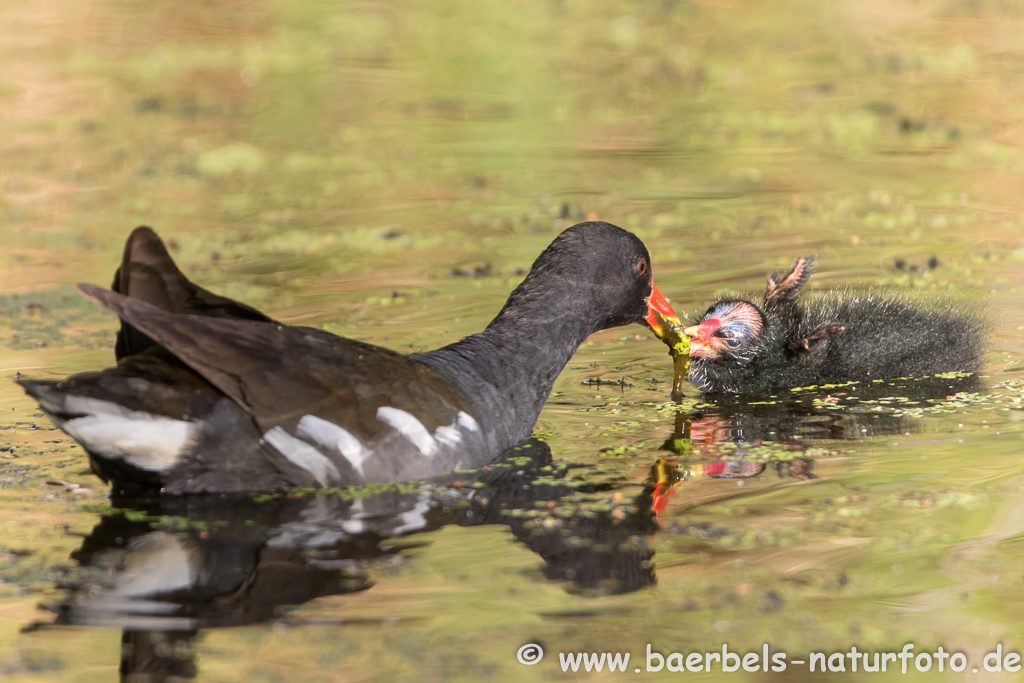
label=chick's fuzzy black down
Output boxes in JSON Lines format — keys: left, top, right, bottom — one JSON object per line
{"left": 795, "top": 292, "right": 985, "bottom": 380}
{"left": 688, "top": 256, "right": 988, "bottom": 394}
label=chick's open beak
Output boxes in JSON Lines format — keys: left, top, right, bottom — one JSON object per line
{"left": 644, "top": 281, "right": 681, "bottom": 339}
{"left": 683, "top": 319, "right": 721, "bottom": 357}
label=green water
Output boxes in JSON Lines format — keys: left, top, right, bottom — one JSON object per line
{"left": 2, "top": 0, "right": 1024, "bottom": 680}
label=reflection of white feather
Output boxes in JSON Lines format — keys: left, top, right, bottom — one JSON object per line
{"left": 67, "top": 532, "right": 201, "bottom": 628}
{"left": 111, "top": 532, "right": 197, "bottom": 597}
{"left": 267, "top": 496, "right": 367, "bottom": 549}
{"left": 392, "top": 491, "right": 433, "bottom": 535}
{"left": 339, "top": 498, "right": 367, "bottom": 535}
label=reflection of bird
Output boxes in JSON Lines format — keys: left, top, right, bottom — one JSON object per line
{"left": 32, "top": 435, "right": 656, "bottom": 668}
{"left": 685, "top": 255, "right": 986, "bottom": 393}
{"left": 20, "top": 223, "right": 680, "bottom": 493}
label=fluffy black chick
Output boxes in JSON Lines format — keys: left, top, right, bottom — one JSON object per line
{"left": 684, "top": 255, "right": 987, "bottom": 394}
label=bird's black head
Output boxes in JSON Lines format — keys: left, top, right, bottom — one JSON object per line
{"left": 684, "top": 299, "right": 766, "bottom": 363}
{"left": 494, "top": 221, "right": 679, "bottom": 338}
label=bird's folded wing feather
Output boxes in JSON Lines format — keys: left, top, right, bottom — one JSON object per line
{"left": 112, "top": 226, "right": 274, "bottom": 359}
{"left": 78, "top": 283, "right": 467, "bottom": 438}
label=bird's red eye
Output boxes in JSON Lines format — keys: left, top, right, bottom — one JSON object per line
{"left": 637, "top": 258, "right": 647, "bottom": 276}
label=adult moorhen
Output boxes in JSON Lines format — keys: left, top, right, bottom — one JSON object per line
{"left": 684, "top": 255, "right": 987, "bottom": 393}
{"left": 19, "top": 222, "right": 681, "bottom": 493}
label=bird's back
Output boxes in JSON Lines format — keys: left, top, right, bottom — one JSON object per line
{"left": 795, "top": 292, "right": 987, "bottom": 383}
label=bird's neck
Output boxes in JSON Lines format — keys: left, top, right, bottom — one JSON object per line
{"left": 412, "top": 307, "right": 597, "bottom": 453}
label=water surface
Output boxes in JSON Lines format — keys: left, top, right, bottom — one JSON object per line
{"left": 2, "top": 0, "right": 1024, "bottom": 680}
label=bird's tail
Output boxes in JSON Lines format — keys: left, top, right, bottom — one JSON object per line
{"left": 111, "top": 226, "right": 273, "bottom": 359}
{"left": 17, "top": 377, "right": 197, "bottom": 477}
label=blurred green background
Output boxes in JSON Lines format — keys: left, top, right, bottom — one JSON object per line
{"left": 4, "top": 0, "right": 1023, "bottom": 312}
{"left": 2, "top": 0, "right": 1024, "bottom": 681}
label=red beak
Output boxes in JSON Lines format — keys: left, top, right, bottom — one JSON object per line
{"left": 684, "top": 318, "right": 721, "bottom": 357}
{"left": 645, "top": 281, "right": 681, "bottom": 339}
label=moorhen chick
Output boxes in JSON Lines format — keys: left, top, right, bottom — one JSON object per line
{"left": 684, "top": 255, "right": 987, "bottom": 393}
{"left": 19, "top": 222, "right": 681, "bottom": 493}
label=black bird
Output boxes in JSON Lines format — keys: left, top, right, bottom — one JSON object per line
{"left": 684, "top": 255, "right": 987, "bottom": 393}
{"left": 19, "top": 222, "right": 680, "bottom": 493}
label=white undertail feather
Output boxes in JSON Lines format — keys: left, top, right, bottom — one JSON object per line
{"left": 57, "top": 396, "right": 197, "bottom": 472}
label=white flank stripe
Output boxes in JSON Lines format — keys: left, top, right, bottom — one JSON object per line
{"left": 457, "top": 411, "right": 480, "bottom": 433}
{"left": 60, "top": 397, "right": 196, "bottom": 472}
{"left": 376, "top": 407, "right": 437, "bottom": 456}
{"left": 264, "top": 427, "right": 341, "bottom": 487}
{"left": 434, "top": 424, "right": 462, "bottom": 449}
{"left": 297, "top": 415, "right": 372, "bottom": 477}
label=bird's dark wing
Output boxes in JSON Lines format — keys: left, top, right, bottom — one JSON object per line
{"left": 78, "top": 283, "right": 470, "bottom": 438}
{"left": 764, "top": 254, "right": 816, "bottom": 310}
{"left": 112, "top": 226, "right": 274, "bottom": 359}
{"left": 789, "top": 324, "right": 846, "bottom": 353}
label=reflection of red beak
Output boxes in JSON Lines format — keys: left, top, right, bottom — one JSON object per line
{"left": 644, "top": 281, "right": 681, "bottom": 339}
{"left": 684, "top": 318, "right": 721, "bottom": 357}
{"left": 650, "top": 457, "right": 682, "bottom": 521}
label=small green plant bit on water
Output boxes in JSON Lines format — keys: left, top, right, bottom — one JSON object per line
{"left": 652, "top": 309, "right": 689, "bottom": 402}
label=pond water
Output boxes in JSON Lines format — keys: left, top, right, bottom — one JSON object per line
{"left": 2, "top": 0, "right": 1024, "bottom": 681}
